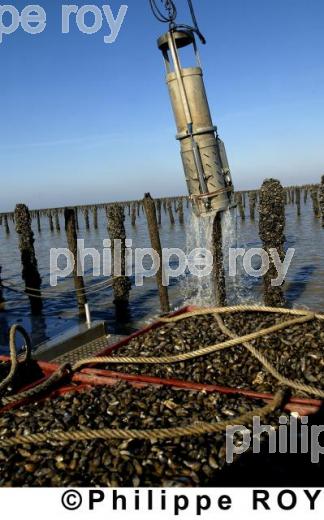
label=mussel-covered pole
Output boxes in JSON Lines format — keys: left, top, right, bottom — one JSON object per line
{"left": 248, "top": 192, "right": 257, "bottom": 221}
{"left": 48, "top": 212, "right": 54, "bottom": 232}
{"left": 107, "top": 204, "right": 131, "bottom": 315}
{"left": 156, "top": 199, "right": 162, "bottom": 226}
{"left": 167, "top": 200, "right": 175, "bottom": 225}
{"left": 177, "top": 199, "right": 184, "bottom": 225}
{"left": 131, "top": 204, "right": 136, "bottom": 227}
{"left": 4, "top": 214, "right": 10, "bottom": 234}
{"left": 74, "top": 207, "right": 79, "bottom": 230}
{"left": 304, "top": 188, "right": 308, "bottom": 204}
{"left": 143, "top": 193, "right": 170, "bottom": 313}
{"left": 15, "top": 204, "right": 42, "bottom": 315}
{"left": 311, "top": 188, "right": 320, "bottom": 218}
{"left": 259, "top": 179, "right": 285, "bottom": 307}
{"left": 36, "top": 211, "right": 41, "bottom": 233}
{"left": 55, "top": 210, "right": 61, "bottom": 232}
{"left": 295, "top": 187, "right": 301, "bottom": 216}
{"left": 64, "top": 208, "right": 87, "bottom": 315}
{"left": 84, "top": 208, "right": 90, "bottom": 230}
{"left": 212, "top": 213, "right": 226, "bottom": 305}
{"left": 319, "top": 176, "right": 324, "bottom": 227}
{"left": 93, "top": 207, "right": 98, "bottom": 230}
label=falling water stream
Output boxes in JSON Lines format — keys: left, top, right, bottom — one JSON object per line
{"left": 180, "top": 210, "right": 215, "bottom": 306}
{"left": 181, "top": 207, "right": 239, "bottom": 307}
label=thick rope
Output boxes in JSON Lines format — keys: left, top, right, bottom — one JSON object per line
{"left": 0, "top": 388, "right": 285, "bottom": 448}
{"left": 159, "top": 304, "right": 324, "bottom": 322}
{"left": 0, "top": 325, "right": 31, "bottom": 396}
{"left": 72, "top": 313, "right": 313, "bottom": 370}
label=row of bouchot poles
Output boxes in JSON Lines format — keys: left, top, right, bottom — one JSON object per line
{"left": 235, "top": 179, "right": 324, "bottom": 222}
{"left": 0, "top": 178, "right": 323, "bottom": 318}
{"left": 0, "top": 195, "right": 186, "bottom": 318}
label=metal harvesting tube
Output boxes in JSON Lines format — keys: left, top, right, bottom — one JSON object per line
{"left": 158, "top": 30, "right": 234, "bottom": 217}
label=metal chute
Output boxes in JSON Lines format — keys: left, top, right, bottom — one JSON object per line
{"left": 153, "top": 2, "right": 234, "bottom": 217}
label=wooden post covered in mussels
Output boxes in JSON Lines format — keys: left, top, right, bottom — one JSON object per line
{"left": 259, "top": 179, "right": 286, "bottom": 307}
{"left": 248, "top": 191, "right": 257, "bottom": 221}
{"left": 107, "top": 204, "right": 131, "bottom": 317}
{"left": 212, "top": 213, "right": 226, "bottom": 306}
{"left": 143, "top": 193, "right": 170, "bottom": 313}
{"left": 64, "top": 208, "right": 87, "bottom": 315}
{"left": 15, "top": 203, "right": 43, "bottom": 315}
{"left": 319, "top": 176, "right": 324, "bottom": 227}
{"left": 167, "top": 200, "right": 175, "bottom": 225}
{"left": 295, "top": 187, "right": 301, "bottom": 216}
{"left": 93, "top": 206, "right": 98, "bottom": 230}
{"left": 311, "top": 187, "right": 320, "bottom": 218}
{"left": 4, "top": 214, "right": 10, "bottom": 234}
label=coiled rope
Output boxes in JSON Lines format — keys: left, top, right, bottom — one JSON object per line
{"left": 0, "top": 325, "right": 31, "bottom": 396}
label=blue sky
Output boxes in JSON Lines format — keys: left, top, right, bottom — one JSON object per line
{"left": 1, "top": 0, "right": 323, "bottom": 211}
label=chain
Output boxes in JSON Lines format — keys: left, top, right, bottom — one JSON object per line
{"left": 149, "top": 0, "right": 177, "bottom": 24}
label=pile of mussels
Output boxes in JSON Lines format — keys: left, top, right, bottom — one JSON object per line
{"left": 104, "top": 312, "right": 324, "bottom": 396}
{"left": 0, "top": 382, "right": 284, "bottom": 487}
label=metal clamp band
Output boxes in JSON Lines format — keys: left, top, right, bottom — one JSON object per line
{"left": 176, "top": 125, "right": 217, "bottom": 141}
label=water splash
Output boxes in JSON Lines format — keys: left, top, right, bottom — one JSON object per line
{"left": 222, "top": 207, "right": 263, "bottom": 305}
{"left": 180, "top": 210, "right": 216, "bottom": 307}
{"left": 181, "top": 206, "right": 256, "bottom": 307}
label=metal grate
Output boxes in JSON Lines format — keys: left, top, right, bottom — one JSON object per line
{"left": 52, "top": 335, "right": 126, "bottom": 365}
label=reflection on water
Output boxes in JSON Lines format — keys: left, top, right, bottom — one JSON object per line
{"left": 0, "top": 198, "right": 323, "bottom": 352}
